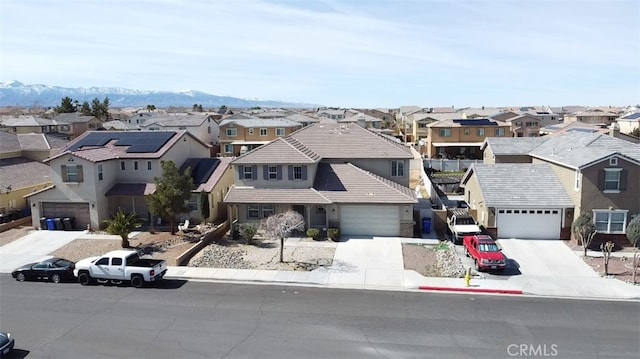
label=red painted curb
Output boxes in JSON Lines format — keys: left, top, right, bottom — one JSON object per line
{"left": 418, "top": 286, "right": 523, "bottom": 295}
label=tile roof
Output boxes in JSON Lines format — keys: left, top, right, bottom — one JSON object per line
{"left": 53, "top": 113, "right": 97, "bottom": 123}
{"left": 141, "top": 114, "right": 210, "bottom": 127}
{"left": 289, "top": 122, "right": 412, "bottom": 159}
{"left": 529, "top": 132, "right": 640, "bottom": 168}
{"left": 0, "top": 132, "right": 21, "bottom": 153}
{"left": 17, "top": 133, "right": 51, "bottom": 150}
{"left": 219, "top": 118, "right": 303, "bottom": 128}
{"left": 463, "top": 163, "right": 573, "bottom": 207}
{"left": 232, "top": 137, "right": 320, "bottom": 165}
{"left": 314, "top": 163, "right": 416, "bottom": 204}
{"left": 0, "top": 115, "right": 59, "bottom": 126}
{"left": 482, "top": 137, "right": 550, "bottom": 155}
{"left": 224, "top": 187, "right": 331, "bottom": 204}
{"left": 0, "top": 157, "right": 52, "bottom": 190}
{"left": 285, "top": 113, "right": 319, "bottom": 123}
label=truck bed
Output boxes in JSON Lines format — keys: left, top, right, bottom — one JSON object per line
{"left": 126, "top": 257, "right": 164, "bottom": 268}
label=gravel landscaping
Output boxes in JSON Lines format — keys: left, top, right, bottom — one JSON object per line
{"left": 402, "top": 241, "right": 464, "bottom": 278}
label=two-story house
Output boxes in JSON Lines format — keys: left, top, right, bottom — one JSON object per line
{"left": 26, "top": 131, "right": 232, "bottom": 230}
{"left": 423, "top": 118, "right": 512, "bottom": 159}
{"left": 218, "top": 117, "right": 303, "bottom": 157}
{"left": 503, "top": 114, "right": 542, "bottom": 137}
{"left": 465, "top": 131, "right": 640, "bottom": 243}
{"left": 339, "top": 112, "right": 383, "bottom": 129}
{"left": 224, "top": 122, "right": 417, "bottom": 237}
{"left": 563, "top": 111, "right": 619, "bottom": 126}
{"left": 139, "top": 113, "right": 220, "bottom": 147}
{"left": 52, "top": 113, "right": 103, "bottom": 138}
{"left": 0, "top": 115, "right": 74, "bottom": 138}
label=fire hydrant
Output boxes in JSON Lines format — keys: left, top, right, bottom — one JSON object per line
{"left": 464, "top": 267, "right": 471, "bottom": 287}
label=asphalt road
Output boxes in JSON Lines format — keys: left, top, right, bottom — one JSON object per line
{"left": 1, "top": 275, "right": 639, "bottom": 359}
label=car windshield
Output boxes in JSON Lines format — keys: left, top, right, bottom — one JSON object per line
{"left": 478, "top": 243, "right": 499, "bottom": 252}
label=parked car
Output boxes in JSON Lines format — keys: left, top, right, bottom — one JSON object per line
{"left": 0, "top": 331, "right": 14, "bottom": 357}
{"left": 74, "top": 250, "right": 168, "bottom": 288}
{"left": 11, "top": 257, "right": 76, "bottom": 283}
{"left": 463, "top": 234, "right": 506, "bottom": 272}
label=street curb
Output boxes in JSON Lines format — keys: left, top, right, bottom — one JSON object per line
{"left": 418, "top": 286, "right": 523, "bottom": 295}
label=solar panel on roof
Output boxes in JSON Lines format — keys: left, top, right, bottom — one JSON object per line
{"left": 67, "top": 131, "right": 176, "bottom": 153}
{"left": 453, "top": 119, "right": 498, "bottom": 126}
{"left": 179, "top": 158, "right": 220, "bottom": 184}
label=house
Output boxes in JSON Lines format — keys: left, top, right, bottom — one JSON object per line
{"left": 284, "top": 113, "right": 320, "bottom": 127}
{"left": 26, "top": 130, "right": 217, "bottom": 231}
{"left": 52, "top": 113, "right": 103, "bottom": 138}
{"left": 474, "top": 132, "right": 640, "bottom": 242}
{"left": 413, "top": 113, "right": 459, "bottom": 146}
{"left": 317, "top": 109, "right": 346, "bottom": 120}
{"left": 139, "top": 113, "right": 220, "bottom": 146}
{"left": 179, "top": 157, "right": 235, "bottom": 223}
{"left": 617, "top": 112, "right": 640, "bottom": 134}
{"left": 0, "top": 115, "right": 73, "bottom": 138}
{"left": 461, "top": 163, "right": 574, "bottom": 239}
{"left": 0, "top": 132, "right": 54, "bottom": 220}
{"left": 218, "top": 117, "right": 303, "bottom": 157}
{"left": 481, "top": 137, "right": 549, "bottom": 164}
{"left": 423, "top": 118, "right": 512, "bottom": 159}
{"left": 563, "top": 111, "right": 619, "bottom": 126}
{"left": 458, "top": 107, "right": 503, "bottom": 118}
{"left": 340, "top": 112, "right": 383, "bottom": 129}
{"left": 224, "top": 122, "right": 417, "bottom": 237}
{"left": 502, "top": 113, "right": 542, "bottom": 137}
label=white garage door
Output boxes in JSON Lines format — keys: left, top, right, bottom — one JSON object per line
{"left": 42, "top": 202, "right": 90, "bottom": 230}
{"left": 340, "top": 205, "right": 400, "bottom": 236}
{"left": 497, "top": 208, "right": 562, "bottom": 239}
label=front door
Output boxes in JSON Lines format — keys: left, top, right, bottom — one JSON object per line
{"left": 292, "top": 205, "right": 306, "bottom": 235}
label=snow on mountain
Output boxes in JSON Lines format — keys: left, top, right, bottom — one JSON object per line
{"left": 0, "top": 81, "right": 319, "bottom": 108}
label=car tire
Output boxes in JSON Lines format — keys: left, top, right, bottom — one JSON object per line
{"left": 474, "top": 260, "right": 481, "bottom": 272}
{"left": 131, "top": 275, "right": 144, "bottom": 288}
{"left": 16, "top": 272, "right": 26, "bottom": 282}
{"left": 51, "top": 274, "right": 61, "bottom": 283}
{"left": 78, "top": 272, "right": 92, "bottom": 286}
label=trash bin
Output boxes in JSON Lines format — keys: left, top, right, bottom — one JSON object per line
{"left": 40, "top": 217, "right": 47, "bottom": 230}
{"left": 54, "top": 217, "right": 64, "bottom": 230}
{"left": 46, "top": 218, "right": 56, "bottom": 230}
{"left": 422, "top": 217, "right": 431, "bottom": 234}
{"left": 63, "top": 217, "right": 75, "bottom": 231}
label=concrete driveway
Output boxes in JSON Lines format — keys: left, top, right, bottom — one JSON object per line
{"left": 0, "top": 230, "right": 85, "bottom": 273}
{"left": 496, "top": 239, "right": 599, "bottom": 278}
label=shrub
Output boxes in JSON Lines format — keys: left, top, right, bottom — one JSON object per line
{"left": 239, "top": 223, "right": 259, "bottom": 245}
{"left": 327, "top": 227, "right": 340, "bottom": 241}
{"left": 306, "top": 228, "right": 320, "bottom": 240}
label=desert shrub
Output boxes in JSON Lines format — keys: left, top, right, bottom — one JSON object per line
{"left": 239, "top": 223, "right": 259, "bottom": 245}
{"left": 328, "top": 227, "right": 340, "bottom": 241}
{"left": 306, "top": 228, "right": 320, "bottom": 240}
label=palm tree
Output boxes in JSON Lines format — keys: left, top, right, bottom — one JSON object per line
{"left": 103, "top": 210, "right": 143, "bottom": 248}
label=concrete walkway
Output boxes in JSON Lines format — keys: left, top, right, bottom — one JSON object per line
{"left": 0, "top": 230, "right": 85, "bottom": 272}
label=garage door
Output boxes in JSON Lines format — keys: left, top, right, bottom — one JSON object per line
{"left": 497, "top": 208, "right": 561, "bottom": 239}
{"left": 42, "top": 202, "right": 90, "bottom": 230}
{"left": 340, "top": 205, "right": 400, "bottom": 236}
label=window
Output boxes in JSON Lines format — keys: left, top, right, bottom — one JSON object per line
{"left": 609, "top": 158, "right": 618, "bottom": 166}
{"left": 574, "top": 170, "right": 581, "bottom": 190}
{"left": 476, "top": 128, "right": 485, "bottom": 136}
{"left": 224, "top": 144, "right": 233, "bottom": 153}
{"left": 439, "top": 129, "right": 451, "bottom": 137}
{"left": 495, "top": 128, "right": 505, "bottom": 136}
{"left": 247, "top": 204, "right": 260, "bottom": 219}
{"left": 147, "top": 161, "right": 152, "bottom": 170}
{"left": 391, "top": 160, "right": 404, "bottom": 177}
{"left": 111, "top": 258, "right": 123, "bottom": 266}
{"left": 186, "top": 194, "right": 198, "bottom": 211}
{"left": 120, "top": 161, "right": 125, "bottom": 171}
{"left": 226, "top": 128, "right": 237, "bottom": 137}
{"left": 463, "top": 128, "right": 470, "bottom": 135}
{"left": 262, "top": 204, "right": 275, "bottom": 218}
{"left": 293, "top": 166, "right": 303, "bottom": 180}
{"left": 134, "top": 161, "right": 139, "bottom": 171}
{"left": 276, "top": 128, "right": 285, "bottom": 136}
{"left": 268, "top": 166, "right": 278, "bottom": 180}
{"left": 96, "top": 258, "right": 109, "bottom": 266}
{"left": 604, "top": 169, "right": 621, "bottom": 191}
{"left": 98, "top": 164, "right": 103, "bottom": 181}
{"left": 260, "top": 128, "right": 268, "bottom": 136}
{"left": 208, "top": 126, "right": 212, "bottom": 134}
{"left": 65, "top": 165, "right": 80, "bottom": 182}
{"left": 249, "top": 128, "right": 254, "bottom": 135}
{"left": 88, "top": 123, "right": 96, "bottom": 129}
{"left": 61, "top": 125, "right": 70, "bottom": 131}
{"left": 243, "top": 166, "right": 253, "bottom": 180}
{"left": 594, "top": 210, "right": 627, "bottom": 233}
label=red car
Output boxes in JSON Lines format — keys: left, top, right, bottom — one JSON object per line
{"left": 463, "top": 235, "right": 506, "bottom": 272}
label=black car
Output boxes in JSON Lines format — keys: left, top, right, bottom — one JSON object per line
{"left": 0, "top": 332, "right": 14, "bottom": 357}
{"left": 11, "top": 257, "right": 75, "bottom": 283}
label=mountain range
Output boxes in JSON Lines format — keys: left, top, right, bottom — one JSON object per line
{"left": 0, "top": 81, "right": 319, "bottom": 109}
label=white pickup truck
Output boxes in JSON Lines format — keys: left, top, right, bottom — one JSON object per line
{"left": 74, "top": 250, "right": 168, "bottom": 288}
{"left": 447, "top": 209, "right": 482, "bottom": 245}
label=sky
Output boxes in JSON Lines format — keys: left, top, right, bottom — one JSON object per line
{"left": 1, "top": 0, "right": 639, "bottom": 108}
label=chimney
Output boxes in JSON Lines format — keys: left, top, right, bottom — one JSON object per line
{"left": 609, "top": 121, "right": 620, "bottom": 137}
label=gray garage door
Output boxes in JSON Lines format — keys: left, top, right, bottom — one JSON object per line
{"left": 340, "top": 205, "right": 400, "bottom": 236}
{"left": 497, "top": 208, "right": 562, "bottom": 239}
{"left": 42, "top": 202, "right": 90, "bottom": 230}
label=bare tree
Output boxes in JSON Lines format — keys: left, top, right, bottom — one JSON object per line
{"left": 572, "top": 213, "right": 597, "bottom": 257}
{"left": 600, "top": 241, "right": 614, "bottom": 276}
{"left": 626, "top": 215, "right": 640, "bottom": 283}
{"left": 262, "top": 210, "right": 305, "bottom": 263}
